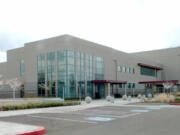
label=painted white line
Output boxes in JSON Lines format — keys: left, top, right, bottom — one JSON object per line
{"left": 117, "top": 113, "right": 141, "bottom": 118}
{"left": 80, "top": 109, "right": 128, "bottom": 114}
{"left": 27, "top": 115, "right": 97, "bottom": 124}
{"left": 69, "top": 112, "right": 133, "bottom": 118}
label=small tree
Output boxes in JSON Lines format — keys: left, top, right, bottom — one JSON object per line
{"left": 7, "top": 78, "right": 23, "bottom": 99}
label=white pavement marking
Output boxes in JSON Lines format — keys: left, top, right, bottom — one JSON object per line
{"left": 67, "top": 112, "right": 133, "bottom": 118}
{"left": 27, "top": 115, "right": 98, "bottom": 124}
{"left": 131, "top": 110, "right": 150, "bottom": 113}
{"left": 117, "top": 113, "right": 141, "bottom": 118}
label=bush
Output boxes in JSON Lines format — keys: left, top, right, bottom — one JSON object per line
{"left": 156, "top": 94, "right": 175, "bottom": 103}
{"left": 138, "top": 94, "right": 141, "bottom": 99}
{"left": 1, "top": 101, "right": 80, "bottom": 111}
{"left": 122, "top": 95, "right": 127, "bottom": 100}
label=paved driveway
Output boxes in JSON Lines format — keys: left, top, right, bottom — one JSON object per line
{"left": 1, "top": 104, "right": 180, "bottom": 135}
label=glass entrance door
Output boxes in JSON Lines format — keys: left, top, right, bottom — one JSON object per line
{"left": 95, "top": 84, "right": 105, "bottom": 99}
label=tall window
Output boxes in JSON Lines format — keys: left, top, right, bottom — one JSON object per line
{"left": 47, "top": 52, "right": 56, "bottom": 97}
{"left": 95, "top": 56, "right": 104, "bottom": 98}
{"left": 67, "top": 51, "right": 76, "bottom": 98}
{"left": 37, "top": 54, "right": 45, "bottom": 96}
{"left": 122, "top": 66, "right": 126, "bottom": 72}
{"left": 58, "top": 51, "right": 76, "bottom": 98}
{"left": 140, "top": 67, "right": 156, "bottom": 77}
{"left": 57, "top": 51, "right": 66, "bottom": 98}
{"left": 86, "top": 54, "right": 93, "bottom": 97}
{"left": 20, "top": 60, "right": 25, "bottom": 76}
{"left": 77, "top": 52, "right": 85, "bottom": 98}
{"left": 117, "top": 66, "right": 122, "bottom": 72}
{"left": 95, "top": 56, "right": 104, "bottom": 80}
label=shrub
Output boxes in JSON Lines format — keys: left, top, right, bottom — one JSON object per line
{"left": 1, "top": 101, "right": 80, "bottom": 111}
{"left": 156, "top": 94, "right": 175, "bottom": 103}
{"left": 122, "top": 95, "right": 127, "bottom": 100}
{"left": 137, "top": 94, "right": 141, "bottom": 99}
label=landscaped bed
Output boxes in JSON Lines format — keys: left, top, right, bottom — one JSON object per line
{"left": 0, "top": 101, "right": 81, "bottom": 111}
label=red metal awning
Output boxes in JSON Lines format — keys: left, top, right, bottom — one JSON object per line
{"left": 139, "top": 80, "right": 178, "bottom": 84}
{"left": 138, "top": 63, "right": 163, "bottom": 70}
{"left": 92, "top": 80, "right": 127, "bottom": 84}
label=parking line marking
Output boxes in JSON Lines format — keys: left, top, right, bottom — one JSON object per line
{"left": 69, "top": 112, "right": 133, "bottom": 118}
{"left": 27, "top": 115, "right": 97, "bottom": 124}
{"left": 79, "top": 109, "right": 128, "bottom": 114}
{"left": 118, "top": 113, "right": 141, "bottom": 118}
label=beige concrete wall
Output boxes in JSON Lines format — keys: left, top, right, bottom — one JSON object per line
{"left": 0, "top": 62, "right": 7, "bottom": 79}
{"left": 132, "top": 47, "right": 180, "bottom": 81}
{"left": 0, "top": 35, "right": 164, "bottom": 96}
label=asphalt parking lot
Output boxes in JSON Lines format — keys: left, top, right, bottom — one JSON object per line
{"left": 1, "top": 104, "right": 180, "bottom": 135}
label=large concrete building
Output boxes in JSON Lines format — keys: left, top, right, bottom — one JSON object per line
{"left": 0, "top": 35, "right": 179, "bottom": 98}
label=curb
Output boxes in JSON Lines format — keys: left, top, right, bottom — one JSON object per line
{"left": 169, "top": 103, "right": 180, "bottom": 105}
{"left": 16, "top": 126, "right": 46, "bottom": 135}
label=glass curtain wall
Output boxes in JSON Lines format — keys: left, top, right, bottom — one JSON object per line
{"left": 86, "top": 54, "right": 93, "bottom": 97}
{"left": 67, "top": 51, "right": 76, "bottom": 98}
{"left": 58, "top": 51, "right": 76, "bottom": 99}
{"left": 57, "top": 51, "right": 66, "bottom": 98}
{"left": 37, "top": 54, "right": 45, "bottom": 96}
{"left": 77, "top": 53, "right": 85, "bottom": 98}
{"left": 47, "top": 52, "right": 56, "bottom": 97}
{"left": 95, "top": 56, "right": 105, "bottom": 98}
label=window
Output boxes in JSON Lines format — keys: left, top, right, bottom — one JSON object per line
{"left": 95, "top": 56, "right": 104, "bottom": 80}
{"left": 47, "top": 52, "right": 56, "bottom": 97}
{"left": 132, "top": 83, "right": 135, "bottom": 89}
{"left": 20, "top": 60, "right": 25, "bottom": 76}
{"left": 140, "top": 67, "right": 156, "bottom": 77}
{"left": 37, "top": 54, "right": 45, "bottom": 96}
{"left": 77, "top": 52, "right": 85, "bottom": 98}
{"left": 133, "top": 68, "right": 135, "bottom": 74}
{"left": 127, "top": 67, "right": 130, "bottom": 73}
{"left": 122, "top": 66, "right": 126, "bottom": 72}
{"left": 58, "top": 50, "right": 76, "bottom": 98}
{"left": 128, "top": 83, "right": 131, "bottom": 89}
{"left": 117, "top": 66, "right": 122, "bottom": 72}
{"left": 86, "top": 54, "right": 93, "bottom": 97}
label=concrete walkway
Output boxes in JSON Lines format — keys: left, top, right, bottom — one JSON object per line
{"left": 0, "top": 121, "right": 46, "bottom": 135}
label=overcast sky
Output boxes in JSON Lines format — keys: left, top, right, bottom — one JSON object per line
{"left": 0, "top": 0, "right": 180, "bottom": 62}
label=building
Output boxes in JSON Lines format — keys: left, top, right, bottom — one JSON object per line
{"left": 0, "top": 35, "right": 179, "bottom": 98}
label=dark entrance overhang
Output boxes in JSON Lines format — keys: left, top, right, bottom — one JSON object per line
{"left": 92, "top": 80, "right": 127, "bottom": 84}
{"left": 139, "top": 80, "right": 178, "bottom": 84}
{"left": 138, "top": 63, "right": 163, "bottom": 70}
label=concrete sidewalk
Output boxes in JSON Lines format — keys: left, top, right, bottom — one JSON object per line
{"left": 0, "top": 121, "right": 46, "bottom": 135}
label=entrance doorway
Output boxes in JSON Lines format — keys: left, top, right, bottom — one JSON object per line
{"left": 95, "top": 84, "right": 105, "bottom": 99}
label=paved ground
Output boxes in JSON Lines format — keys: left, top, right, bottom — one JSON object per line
{"left": 1, "top": 101, "right": 180, "bottom": 135}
